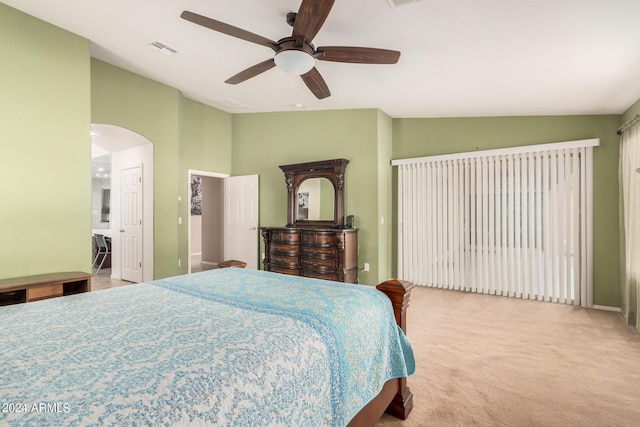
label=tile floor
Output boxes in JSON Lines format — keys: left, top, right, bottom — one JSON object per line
{"left": 190, "top": 254, "right": 218, "bottom": 273}
{"left": 91, "top": 268, "right": 133, "bottom": 291}
{"left": 91, "top": 254, "right": 218, "bottom": 291}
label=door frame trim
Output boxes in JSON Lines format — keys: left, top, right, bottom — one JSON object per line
{"left": 187, "top": 169, "right": 229, "bottom": 273}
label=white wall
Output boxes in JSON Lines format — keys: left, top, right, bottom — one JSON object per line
{"left": 111, "top": 143, "right": 154, "bottom": 282}
{"left": 190, "top": 215, "right": 202, "bottom": 254}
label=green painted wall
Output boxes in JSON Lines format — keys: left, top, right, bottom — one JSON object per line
{"left": 391, "top": 115, "right": 622, "bottom": 307}
{"left": 0, "top": 4, "right": 91, "bottom": 279}
{"left": 91, "top": 61, "right": 232, "bottom": 279}
{"left": 178, "top": 97, "right": 232, "bottom": 275}
{"left": 181, "top": 98, "right": 232, "bottom": 174}
{"left": 231, "top": 110, "right": 382, "bottom": 285}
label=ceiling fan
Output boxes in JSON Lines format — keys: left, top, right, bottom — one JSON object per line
{"left": 180, "top": 0, "right": 401, "bottom": 99}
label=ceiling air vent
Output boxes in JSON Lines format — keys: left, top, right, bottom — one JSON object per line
{"left": 147, "top": 41, "right": 177, "bottom": 55}
{"left": 387, "top": 0, "right": 420, "bottom": 7}
{"left": 209, "top": 98, "right": 250, "bottom": 110}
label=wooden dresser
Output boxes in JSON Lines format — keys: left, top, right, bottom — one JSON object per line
{"left": 261, "top": 227, "right": 358, "bottom": 283}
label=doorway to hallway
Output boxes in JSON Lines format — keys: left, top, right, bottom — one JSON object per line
{"left": 91, "top": 124, "right": 154, "bottom": 283}
{"left": 188, "top": 171, "right": 259, "bottom": 273}
{"left": 189, "top": 172, "right": 225, "bottom": 273}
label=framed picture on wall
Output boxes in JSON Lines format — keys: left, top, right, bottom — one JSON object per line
{"left": 191, "top": 176, "right": 202, "bottom": 215}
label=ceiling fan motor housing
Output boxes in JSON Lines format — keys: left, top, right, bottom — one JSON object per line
{"left": 286, "top": 12, "right": 297, "bottom": 27}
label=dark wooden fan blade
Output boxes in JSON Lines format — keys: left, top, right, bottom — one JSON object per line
{"left": 292, "top": 0, "right": 335, "bottom": 43}
{"left": 225, "top": 59, "right": 276, "bottom": 84}
{"left": 301, "top": 67, "right": 331, "bottom": 99}
{"left": 181, "top": 11, "right": 278, "bottom": 50}
{"left": 317, "top": 46, "right": 401, "bottom": 64}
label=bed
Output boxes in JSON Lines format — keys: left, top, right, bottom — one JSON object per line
{"left": 0, "top": 268, "right": 414, "bottom": 426}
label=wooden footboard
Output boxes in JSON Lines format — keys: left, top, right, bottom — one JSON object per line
{"left": 347, "top": 279, "right": 415, "bottom": 426}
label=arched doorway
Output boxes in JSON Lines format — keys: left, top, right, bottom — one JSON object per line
{"left": 91, "top": 124, "right": 154, "bottom": 282}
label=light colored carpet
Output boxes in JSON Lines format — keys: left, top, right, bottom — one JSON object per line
{"left": 377, "top": 286, "right": 640, "bottom": 426}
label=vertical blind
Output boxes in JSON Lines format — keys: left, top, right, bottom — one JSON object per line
{"left": 393, "top": 139, "right": 597, "bottom": 306}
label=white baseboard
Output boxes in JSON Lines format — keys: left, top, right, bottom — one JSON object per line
{"left": 201, "top": 261, "right": 217, "bottom": 266}
{"left": 593, "top": 304, "right": 621, "bottom": 312}
{"left": 190, "top": 252, "right": 202, "bottom": 257}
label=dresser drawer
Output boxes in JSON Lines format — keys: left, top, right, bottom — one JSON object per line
{"left": 302, "top": 246, "right": 337, "bottom": 258}
{"left": 27, "top": 284, "right": 63, "bottom": 301}
{"left": 271, "top": 243, "right": 301, "bottom": 255}
{"left": 271, "top": 254, "right": 299, "bottom": 267}
{"left": 302, "top": 270, "right": 339, "bottom": 281}
{"left": 302, "top": 231, "right": 337, "bottom": 246}
{"left": 271, "top": 266, "right": 300, "bottom": 276}
{"left": 301, "top": 257, "right": 337, "bottom": 270}
{"left": 272, "top": 230, "right": 300, "bottom": 244}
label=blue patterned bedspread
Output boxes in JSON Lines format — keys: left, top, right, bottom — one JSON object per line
{"left": 0, "top": 269, "right": 414, "bottom": 426}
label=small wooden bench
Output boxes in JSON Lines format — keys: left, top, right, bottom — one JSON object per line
{"left": 218, "top": 260, "right": 247, "bottom": 269}
{"left": 0, "top": 271, "right": 92, "bottom": 306}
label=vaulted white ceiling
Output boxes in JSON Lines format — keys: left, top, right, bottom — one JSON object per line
{"left": 6, "top": 0, "right": 640, "bottom": 118}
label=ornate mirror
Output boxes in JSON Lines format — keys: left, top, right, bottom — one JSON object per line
{"left": 280, "top": 159, "right": 349, "bottom": 227}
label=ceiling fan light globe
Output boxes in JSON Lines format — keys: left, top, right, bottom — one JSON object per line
{"left": 274, "top": 50, "right": 315, "bottom": 75}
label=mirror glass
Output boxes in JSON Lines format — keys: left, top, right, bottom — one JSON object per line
{"left": 296, "top": 178, "right": 335, "bottom": 221}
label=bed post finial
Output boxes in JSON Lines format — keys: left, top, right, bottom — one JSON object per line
{"left": 376, "top": 278, "right": 415, "bottom": 420}
{"left": 376, "top": 278, "right": 415, "bottom": 334}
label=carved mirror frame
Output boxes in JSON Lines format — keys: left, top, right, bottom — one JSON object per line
{"left": 280, "top": 158, "right": 349, "bottom": 228}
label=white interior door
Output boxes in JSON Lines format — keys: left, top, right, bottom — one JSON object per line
{"left": 121, "top": 166, "right": 143, "bottom": 282}
{"left": 224, "top": 175, "right": 259, "bottom": 269}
